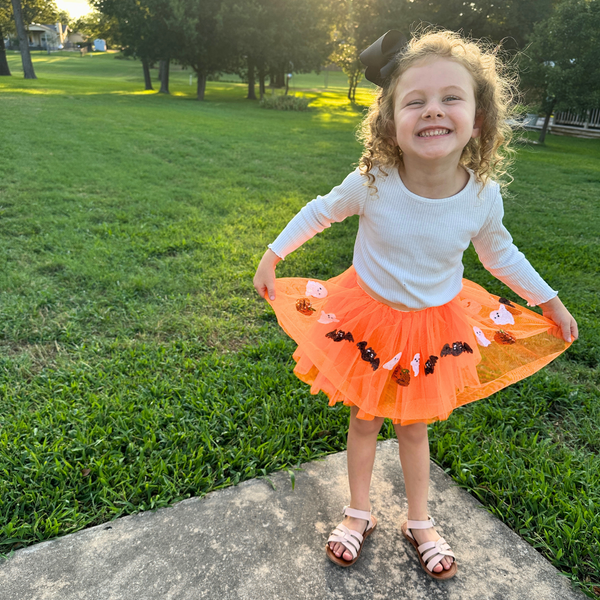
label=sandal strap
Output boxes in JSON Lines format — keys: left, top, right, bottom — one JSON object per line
{"left": 343, "top": 505, "right": 374, "bottom": 530}
{"left": 406, "top": 515, "right": 435, "bottom": 530}
{"left": 419, "top": 538, "right": 456, "bottom": 572}
{"left": 327, "top": 524, "right": 362, "bottom": 559}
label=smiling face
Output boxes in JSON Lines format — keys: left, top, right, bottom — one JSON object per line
{"left": 392, "top": 57, "right": 482, "bottom": 168}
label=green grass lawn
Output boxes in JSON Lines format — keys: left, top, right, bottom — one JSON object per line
{"left": 1, "top": 51, "right": 599, "bottom": 597}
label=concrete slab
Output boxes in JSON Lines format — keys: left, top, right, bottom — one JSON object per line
{"left": 0, "top": 440, "right": 586, "bottom": 600}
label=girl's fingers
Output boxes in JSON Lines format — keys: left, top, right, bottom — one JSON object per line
{"left": 253, "top": 280, "right": 276, "bottom": 301}
{"left": 571, "top": 319, "right": 579, "bottom": 341}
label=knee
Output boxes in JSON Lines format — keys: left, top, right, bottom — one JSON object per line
{"left": 396, "top": 422, "right": 428, "bottom": 445}
{"left": 350, "top": 410, "right": 383, "bottom": 436}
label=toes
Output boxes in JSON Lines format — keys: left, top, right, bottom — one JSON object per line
{"left": 433, "top": 563, "right": 443, "bottom": 573}
{"left": 343, "top": 549, "right": 353, "bottom": 561}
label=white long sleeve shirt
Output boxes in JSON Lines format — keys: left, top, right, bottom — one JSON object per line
{"left": 269, "top": 167, "right": 557, "bottom": 310}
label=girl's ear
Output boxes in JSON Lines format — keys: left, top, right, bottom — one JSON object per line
{"left": 471, "top": 111, "right": 484, "bottom": 139}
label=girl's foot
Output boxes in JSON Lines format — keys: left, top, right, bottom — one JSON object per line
{"left": 408, "top": 524, "right": 454, "bottom": 572}
{"left": 328, "top": 515, "right": 369, "bottom": 561}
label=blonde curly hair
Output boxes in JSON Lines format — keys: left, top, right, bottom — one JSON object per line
{"left": 358, "top": 29, "right": 517, "bottom": 192}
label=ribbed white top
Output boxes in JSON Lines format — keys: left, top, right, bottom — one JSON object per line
{"left": 269, "top": 167, "right": 557, "bottom": 310}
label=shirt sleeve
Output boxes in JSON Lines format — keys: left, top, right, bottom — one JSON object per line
{"left": 471, "top": 189, "right": 558, "bottom": 306}
{"left": 268, "top": 168, "right": 368, "bottom": 260}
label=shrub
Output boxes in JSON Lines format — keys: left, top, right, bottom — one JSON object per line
{"left": 259, "top": 94, "right": 310, "bottom": 111}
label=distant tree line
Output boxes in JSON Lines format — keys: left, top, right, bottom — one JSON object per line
{"left": 87, "top": 0, "right": 566, "bottom": 101}
{"left": 3, "top": 0, "right": 599, "bottom": 126}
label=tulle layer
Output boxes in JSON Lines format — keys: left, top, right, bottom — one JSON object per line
{"left": 267, "top": 266, "right": 569, "bottom": 425}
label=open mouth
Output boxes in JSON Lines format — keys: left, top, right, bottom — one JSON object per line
{"left": 417, "top": 129, "right": 451, "bottom": 137}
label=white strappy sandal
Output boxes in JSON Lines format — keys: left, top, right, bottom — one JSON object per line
{"left": 326, "top": 506, "right": 378, "bottom": 567}
{"left": 401, "top": 516, "right": 457, "bottom": 580}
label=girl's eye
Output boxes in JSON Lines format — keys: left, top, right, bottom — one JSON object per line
{"left": 444, "top": 96, "right": 460, "bottom": 102}
{"left": 407, "top": 100, "right": 423, "bottom": 106}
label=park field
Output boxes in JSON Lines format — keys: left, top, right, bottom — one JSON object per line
{"left": 1, "top": 51, "right": 599, "bottom": 597}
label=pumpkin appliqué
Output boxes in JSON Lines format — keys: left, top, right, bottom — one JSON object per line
{"left": 498, "top": 297, "right": 523, "bottom": 316}
{"left": 326, "top": 329, "right": 354, "bottom": 343}
{"left": 356, "top": 341, "right": 380, "bottom": 371}
{"left": 295, "top": 298, "right": 315, "bottom": 316}
{"left": 424, "top": 355, "right": 438, "bottom": 375}
{"left": 494, "top": 329, "right": 516, "bottom": 345}
{"left": 441, "top": 341, "right": 474, "bottom": 357}
{"left": 392, "top": 365, "right": 411, "bottom": 386}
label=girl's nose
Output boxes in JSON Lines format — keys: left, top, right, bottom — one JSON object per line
{"left": 423, "top": 102, "right": 445, "bottom": 118}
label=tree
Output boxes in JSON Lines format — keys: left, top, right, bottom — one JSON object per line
{"left": 221, "top": 0, "right": 269, "bottom": 100}
{"left": 219, "top": 0, "right": 327, "bottom": 101}
{"left": 92, "top": 0, "right": 175, "bottom": 92}
{"left": 329, "top": 0, "right": 408, "bottom": 102}
{"left": 72, "top": 10, "right": 120, "bottom": 48}
{"left": 20, "top": 0, "right": 61, "bottom": 25}
{"left": 0, "top": 1, "right": 12, "bottom": 75}
{"left": 10, "top": 0, "right": 35, "bottom": 78}
{"left": 406, "top": 0, "right": 555, "bottom": 49}
{"left": 520, "top": 0, "right": 600, "bottom": 142}
{"left": 169, "top": 0, "right": 238, "bottom": 100}
{"left": 3, "top": 0, "right": 64, "bottom": 77}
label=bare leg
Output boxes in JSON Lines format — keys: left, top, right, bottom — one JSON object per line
{"left": 394, "top": 422, "right": 454, "bottom": 572}
{"left": 329, "top": 405, "right": 384, "bottom": 561}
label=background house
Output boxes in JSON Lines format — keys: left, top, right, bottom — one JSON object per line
{"left": 5, "top": 22, "right": 81, "bottom": 51}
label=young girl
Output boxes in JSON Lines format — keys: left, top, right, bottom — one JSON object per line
{"left": 253, "top": 29, "right": 577, "bottom": 580}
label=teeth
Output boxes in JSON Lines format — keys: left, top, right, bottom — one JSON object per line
{"left": 418, "top": 129, "right": 450, "bottom": 137}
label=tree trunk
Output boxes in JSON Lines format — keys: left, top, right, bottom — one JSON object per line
{"left": 246, "top": 56, "right": 256, "bottom": 100}
{"left": 11, "top": 0, "right": 36, "bottom": 79}
{"left": 347, "top": 70, "right": 359, "bottom": 102}
{"left": 258, "top": 67, "right": 265, "bottom": 100}
{"left": 538, "top": 98, "right": 556, "bottom": 144}
{"left": 275, "top": 69, "right": 285, "bottom": 88}
{"left": 196, "top": 71, "right": 207, "bottom": 100}
{"left": 159, "top": 59, "right": 169, "bottom": 94}
{"left": 142, "top": 59, "right": 153, "bottom": 90}
{"left": 0, "top": 26, "right": 11, "bottom": 76}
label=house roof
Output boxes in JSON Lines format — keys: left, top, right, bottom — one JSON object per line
{"left": 28, "top": 24, "right": 58, "bottom": 33}
{"left": 29, "top": 23, "right": 71, "bottom": 34}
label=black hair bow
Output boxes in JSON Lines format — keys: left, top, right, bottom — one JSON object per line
{"left": 360, "top": 30, "right": 407, "bottom": 87}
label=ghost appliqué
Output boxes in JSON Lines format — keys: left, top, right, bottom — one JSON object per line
{"left": 473, "top": 326, "right": 492, "bottom": 347}
{"left": 411, "top": 353, "right": 420, "bottom": 377}
{"left": 489, "top": 304, "right": 515, "bottom": 326}
{"left": 305, "top": 281, "right": 328, "bottom": 299}
{"left": 317, "top": 311, "right": 339, "bottom": 324}
{"left": 383, "top": 351, "right": 402, "bottom": 371}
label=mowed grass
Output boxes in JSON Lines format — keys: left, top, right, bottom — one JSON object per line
{"left": 1, "top": 52, "right": 599, "bottom": 597}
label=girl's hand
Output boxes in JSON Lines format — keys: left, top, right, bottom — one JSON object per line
{"left": 253, "top": 249, "right": 281, "bottom": 301}
{"left": 538, "top": 296, "right": 579, "bottom": 343}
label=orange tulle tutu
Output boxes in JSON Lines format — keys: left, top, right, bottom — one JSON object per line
{"left": 267, "top": 266, "right": 570, "bottom": 425}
